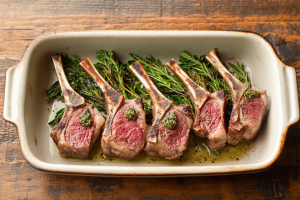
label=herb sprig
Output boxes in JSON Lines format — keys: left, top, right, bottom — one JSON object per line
{"left": 129, "top": 54, "right": 194, "bottom": 115}
{"left": 228, "top": 62, "right": 251, "bottom": 88}
{"left": 48, "top": 108, "right": 65, "bottom": 126}
{"left": 179, "top": 50, "right": 250, "bottom": 117}
{"left": 47, "top": 50, "right": 250, "bottom": 127}
{"left": 94, "top": 50, "right": 153, "bottom": 116}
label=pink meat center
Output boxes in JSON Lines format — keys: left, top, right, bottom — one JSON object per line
{"left": 159, "top": 109, "right": 189, "bottom": 150}
{"left": 112, "top": 104, "right": 144, "bottom": 148}
{"left": 199, "top": 99, "right": 221, "bottom": 132}
{"left": 241, "top": 96, "right": 264, "bottom": 124}
{"left": 65, "top": 108, "right": 95, "bottom": 148}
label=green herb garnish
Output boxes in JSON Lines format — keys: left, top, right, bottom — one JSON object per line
{"left": 125, "top": 107, "right": 138, "bottom": 121}
{"left": 46, "top": 54, "right": 106, "bottom": 126}
{"left": 79, "top": 109, "right": 93, "bottom": 127}
{"left": 95, "top": 50, "right": 153, "bottom": 117}
{"left": 210, "top": 149, "right": 220, "bottom": 155}
{"left": 228, "top": 62, "right": 251, "bottom": 88}
{"left": 162, "top": 112, "right": 178, "bottom": 129}
{"left": 244, "top": 89, "right": 260, "bottom": 99}
{"left": 48, "top": 108, "right": 65, "bottom": 127}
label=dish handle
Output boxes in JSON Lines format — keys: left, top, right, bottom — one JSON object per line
{"left": 3, "top": 63, "right": 23, "bottom": 124}
{"left": 282, "top": 65, "right": 300, "bottom": 127}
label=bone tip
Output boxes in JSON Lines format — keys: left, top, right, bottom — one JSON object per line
{"left": 79, "top": 57, "right": 94, "bottom": 70}
{"left": 207, "top": 49, "right": 216, "bottom": 56}
{"left": 130, "top": 61, "right": 143, "bottom": 71}
{"left": 148, "top": 137, "right": 157, "bottom": 144}
{"left": 51, "top": 55, "right": 61, "bottom": 62}
{"left": 166, "top": 58, "right": 176, "bottom": 67}
{"left": 80, "top": 57, "right": 91, "bottom": 64}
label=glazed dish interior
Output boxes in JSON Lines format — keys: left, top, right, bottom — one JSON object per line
{"left": 20, "top": 32, "right": 283, "bottom": 167}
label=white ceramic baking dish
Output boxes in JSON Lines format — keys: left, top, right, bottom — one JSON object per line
{"left": 3, "top": 31, "right": 299, "bottom": 176}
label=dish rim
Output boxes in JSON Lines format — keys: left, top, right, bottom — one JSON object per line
{"left": 3, "top": 30, "right": 299, "bottom": 176}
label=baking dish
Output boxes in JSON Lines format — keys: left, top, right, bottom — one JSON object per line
{"left": 3, "top": 31, "right": 299, "bottom": 176}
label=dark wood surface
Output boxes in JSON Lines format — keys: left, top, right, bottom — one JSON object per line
{"left": 1, "top": 0, "right": 300, "bottom": 199}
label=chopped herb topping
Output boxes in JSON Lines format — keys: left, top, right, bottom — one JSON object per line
{"left": 79, "top": 109, "right": 93, "bottom": 127}
{"left": 163, "top": 112, "right": 178, "bottom": 129}
{"left": 125, "top": 107, "right": 138, "bottom": 120}
{"left": 210, "top": 149, "right": 220, "bottom": 155}
{"left": 244, "top": 89, "right": 260, "bottom": 99}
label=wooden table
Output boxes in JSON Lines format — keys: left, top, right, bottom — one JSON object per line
{"left": 1, "top": 1, "right": 299, "bottom": 199}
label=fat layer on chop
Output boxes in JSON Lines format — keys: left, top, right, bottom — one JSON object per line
{"left": 50, "top": 55, "right": 105, "bottom": 159}
{"left": 206, "top": 49, "right": 268, "bottom": 146}
{"left": 129, "top": 61, "right": 193, "bottom": 160}
{"left": 80, "top": 58, "right": 146, "bottom": 160}
{"left": 166, "top": 59, "right": 227, "bottom": 151}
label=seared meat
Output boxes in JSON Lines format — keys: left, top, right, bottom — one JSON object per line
{"left": 166, "top": 60, "right": 227, "bottom": 150}
{"left": 80, "top": 58, "right": 146, "bottom": 159}
{"left": 129, "top": 61, "right": 193, "bottom": 159}
{"left": 50, "top": 55, "right": 105, "bottom": 159}
{"left": 206, "top": 49, "right": 268, "bottom": 146}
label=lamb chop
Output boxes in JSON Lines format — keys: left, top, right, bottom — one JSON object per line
{"left": 206, "top": 49, "right": 268, "bottom": 146}
{"left": 166, "top": 59, "right": 227, "bottom": 150}
{"left": 79, "top": 58, "right": 146, "bottom": 160}
{"left": 129, "top": 61, "right": 193, "bottom": 159}
{"left": 50, "top": 55, "right": 105, "bottom": 158}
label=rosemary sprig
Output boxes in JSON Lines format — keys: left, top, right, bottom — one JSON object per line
{"left": 48, "top": 108, "right": 65, "bottom": 126}
{"left": 94, "top": 50, "right": 127, "bottom": 97}
{"left": 45, "top": 81, "right": 64, "bottom": 103}
{"left": 94, "top": 50, "right": 153, "bottom": 116}
{"left": 228, "top": 62, "right": 251, "bottom": 88}
{"left": 130, "top": 54, "right": 194, "bottom": 115}
{"left": 179, "top": 51, "right": 221, "bottom": 92}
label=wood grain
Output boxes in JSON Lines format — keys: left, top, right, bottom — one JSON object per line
{"left": 1, "top": 0, "right": 300, "bottom": 199}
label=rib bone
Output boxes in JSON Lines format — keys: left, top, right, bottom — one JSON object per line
{"left": 166, "top": 59, "right": 209, "bottom": 133}
{"left": 80, "top": 57, "right": 124, "bottom": 137}
{"left": 129, "top": 61, "right": 173, "bottom": 143}
{"left": 205, "top": 50, "right": 248, "bottom": 124}
{"left": 52, "top": 55, "right": 85, "bottom": 108}
{"left": 130, "top": 61, "right": 192, "bottom": 159}
{"left": 50, "top": 55, "right": 86, "bottom": 144}
{"left": 166, "top": 59, "right": 227, "bottom": 150}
